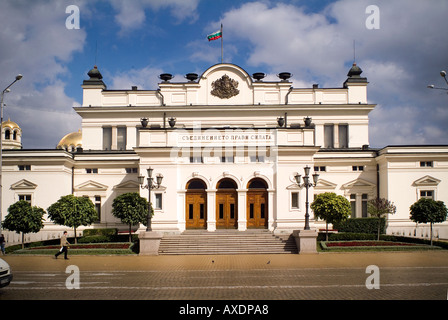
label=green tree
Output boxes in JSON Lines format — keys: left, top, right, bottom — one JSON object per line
{"left": 112, "top": 192, "right": 149, "bottom": 242}
{"left": 368, "top": 197, "right": 397, "bottom": 240}
{"left": 410, "top": 198, "right": 448, "bottom": 246}
{"left": 47, "top": 195, "right": 98, "bottom": 244}
{"left": 311, "top": 192, "right": 351, "bottom": 241}
{"left": 2, "top": 200, "right": 45, "bottom": 249}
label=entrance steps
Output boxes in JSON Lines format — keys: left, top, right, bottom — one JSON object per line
{"left": 158, "top": 230, "right": 297, "bottom": 255}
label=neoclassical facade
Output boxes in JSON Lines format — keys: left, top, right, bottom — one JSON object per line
{"left": 1, "top": 63, "right": 447, "bottom": 244}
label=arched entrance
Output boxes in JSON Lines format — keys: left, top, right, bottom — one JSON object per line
{"left": 247, "top": 178, "right": 268, "bottom": 229}
{"left": 185, "top": 179, "right": 207, "bottom": 229}
{"left": 216, "top": 178, "right": 238, "bottom": 229}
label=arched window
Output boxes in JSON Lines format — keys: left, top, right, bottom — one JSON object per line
{"left": 217, "top": 178, "right": 237, "bottom": 189}
{"left": 248, "top": 179, "right": 268, "bottom": 189}
{"left": 13, "top": 130, "right": 17, "bottom": 140}
{"left": 5, "top": 129, "right": 10, "bottom": 140}
{"left": 187, "top": 179, "right": 207, "bottom": 190}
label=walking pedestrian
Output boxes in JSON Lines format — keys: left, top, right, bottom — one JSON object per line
{"left": 55, "top": 231, "right": 70, "bottom": 260}
{"left": 0, "top": 234, "right": 6, "bottom": 255}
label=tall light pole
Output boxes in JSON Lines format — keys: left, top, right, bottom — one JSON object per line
{"left": 294, "top": 166, "right": 319, "bottom": 230}
{"left": 0, "top": 74, "right": 23, "bottom": 231}
{"left": 427, "top": 70, "right": 448, "bottom": 93}
{"left": 138, "top": 167, "right": 163, "bottom": 231}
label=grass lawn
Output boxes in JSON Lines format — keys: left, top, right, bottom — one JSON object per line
{"left": 7, "top": 242, "right": 137, "bottom": 255}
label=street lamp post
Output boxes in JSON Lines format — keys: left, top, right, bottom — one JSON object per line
{"left": 427, "top": 70, "right": 448, "bottom": 93}
{"left": 138, "top": 167, "right": 163, "bottom": 231}
{"left": 294, "top": 166, "right": 319, "bottom": 230}
{"left": 0, "top": 74, "right": 23, "bottom": 231}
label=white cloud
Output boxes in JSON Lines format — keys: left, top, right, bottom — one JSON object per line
{"left": 109, "top": 0, "right": 200, "bottom": 34}
{"left": 201, "top": 0, "right": 448, "bottom": 147}
{"left": 109, "top": 66, "right": 165, "bottom": 90}
{"left": 0, "top": 0, "right": 87, "bottom": 148}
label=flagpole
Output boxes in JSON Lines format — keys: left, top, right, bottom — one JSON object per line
{"left": 221, "top": 23, "right": 223, "bottom": 63}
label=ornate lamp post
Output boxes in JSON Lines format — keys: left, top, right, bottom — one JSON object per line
{"left": 294, "top": 166, "right": 319, "bottom": 230}
{"left": 138, "top": 167, "right": 163, "bottom": 231}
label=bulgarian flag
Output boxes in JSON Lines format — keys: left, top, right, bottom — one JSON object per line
{"left": 207, "top": 26, "right": 222, "bottom": 41}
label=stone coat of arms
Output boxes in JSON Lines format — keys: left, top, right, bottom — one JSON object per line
{"left": 210, "top": 74, "right": 239, "bottom": 99}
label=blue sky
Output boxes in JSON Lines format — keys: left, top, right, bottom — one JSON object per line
{"left": 1, "top": 0, "right": 447, "bottom": 149}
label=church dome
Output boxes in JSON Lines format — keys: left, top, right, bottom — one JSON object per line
{"left": 2, "top": 118, "right": 22, "bottom": 149}
{"left": 57, "top": 130, "right": 82, "bottom": 152}
{"left": 2, "top": 119, "right": 21, "bottom": 130}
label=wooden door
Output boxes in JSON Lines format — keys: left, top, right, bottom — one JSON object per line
{"left": 185, "top": 192, "right": 207, "bottom": 229}
{"left": 246, "top": 191, "right": 268, "bottom": 228}
{"left": 216, "top": 192, "right": 238, "bottom": 229}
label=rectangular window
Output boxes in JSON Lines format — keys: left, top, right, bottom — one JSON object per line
{"left": 86, "top": 168, "right": 98, "bottom": 174}
{"left": 18, "top": 165, "right": 31, "bottom": 171}
{"left": 230, "top": 203, "right": 235, "bottom": 219}
{"left": 219, "top": 204, "right": 224, "bottom": 219}
{"left": 291, "top": 192, "right": 299, "bottom": 209}
{"left": 260, "top": 203, "right": 265, "bottom": 219}
{"left": 339, "top": 124, "right": 348, "bottom": 148}
{"left": 249, "top": 203, "right": 254, "bottom": 219}
{"left": 352, "top": 166, "right": 364, "bottom": 171}
{"left": 420, "top": 190, "right": 434, "bottom": 199}
{"left": 420, "top": 161, "right": 433, "bottom": 167}
{"left": 350, "top": 194, "right": 356, "bottom": 217}
{"left": 190, "top": 156, "right": 203, "bottom": 163}
{"left": 155, "top": 193, "right": 162, "bottom": 210}
{"left": 95, "top": 196, "right": 101, "bottom": 222}
{"left": 221, "top": 156, "right": 234, "bottom": 163}
{"left": 324, "top": 125, "right": 334, "bottom": 148}
{"left": 103, "top": 127, "right": 112, "bottom": 150}
{"left": 19, "top": 194, "right": 32, "bottom": 204}
{"left": 250, "top": 155, "right": 265, "bottom": 163}
{"left": 200, "top": 203, "right": 204, "bottom": 220}
{"left": 362, "top": 194, "right": 368, "bottom": 218}
{"left": 117, "top": 127, "right": 127, "bottom": 150}
{"left": 125, "top": 168, "right": 138, "bottom": 174}
{"left": 314, "top": 166, "right": 326, "bottom": 172}
{"left": 189, "top": 204, "right": 194, "bottom": 220}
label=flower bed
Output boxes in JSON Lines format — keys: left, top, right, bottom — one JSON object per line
{"left": 325, "top": 241, "right": 417, "bottom": 247}
{"left": 320, "top": 240, "right": 438, "bottom": 251}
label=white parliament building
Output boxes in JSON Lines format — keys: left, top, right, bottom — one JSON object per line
{"left": 2, "top": 62, "right": 448, "bottom": 246}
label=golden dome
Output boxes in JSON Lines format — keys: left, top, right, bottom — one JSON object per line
{"left": 57, "top": 130, "right": 82, "bottom": 151}
{"left": 2, "top": 118, "right": 21, "bottom": 130}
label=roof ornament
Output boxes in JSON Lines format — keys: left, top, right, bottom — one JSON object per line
{"left": 210, "top": 74, "right": 239, "bottom": 99}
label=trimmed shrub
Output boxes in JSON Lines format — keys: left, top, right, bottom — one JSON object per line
{"left": 333, "top": 217, "right": 386, "bottom": 234}
{"left": 83, "top": 228, "right": 118, "bottom": 237}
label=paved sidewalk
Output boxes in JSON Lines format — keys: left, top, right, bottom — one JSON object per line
{"left": 2, "top": 251, "right": 448, "bottom": 302}
{"left": 4, "top": 250, "right": 448, "bottom": 271}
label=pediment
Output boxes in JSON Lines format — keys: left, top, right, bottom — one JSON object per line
{"left": 11, "top": 179, "right": 38, "bottom": 190}
{"left": 286, "top": 183, "right": 301, "bottom": 190}
{"left": 413, "top": 175, "right": 441, "bottom": 187}
{"left": 74, "top": 180, "right": 108, "bottom": 192}
{"left": 315, "top": 179, "right": 338, "bottom": 190}
{"left": 113, "top": 180, "right": 140, "bottom": 190}
{"left": 342, "top": 178, "right": 376, "bottom": 190}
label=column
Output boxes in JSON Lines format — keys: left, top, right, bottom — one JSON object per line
{"left": 267, "top": 189, "right": 275, "bottom": 231}
{"left": 177, "top": 190, "right": 186, "bottom": 233}
{"left": 206, "top": 189, "right": 217, "bottom": 232}
{"left": 111, "top": 126, "right": 118, "bottom": 150}
{"left": 237, "top": 189, "right": 247, "bottom": 231}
